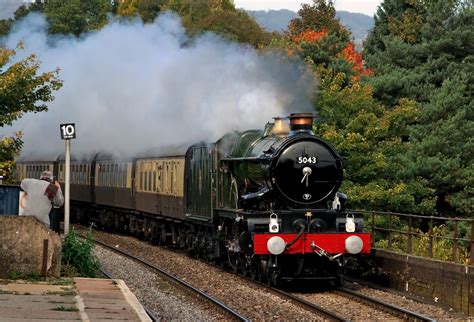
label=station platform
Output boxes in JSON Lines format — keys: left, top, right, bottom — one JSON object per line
{"left": 0, "top": 277, "right": 151, "bottom": 321}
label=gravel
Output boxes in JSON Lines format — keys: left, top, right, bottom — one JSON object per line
{"left": 82, "top": 226, "right": 467, "bottom": 321}
{"left": 85, "top": 228, "right": 324, "bottom": 320}
{"left": 96, "top": 245, "right": 228, "bottom": 321}
{"left": 350, "top": 283, "right": 465, "bottom": 320}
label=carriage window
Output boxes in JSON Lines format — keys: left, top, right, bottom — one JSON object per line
{"left": 158, "top": 166, "right": 162, "bottom": 192}
{"left": 112, "top": 164, "right": 116, "bottom": 187}
{"left": 170, "top": 163, "right": 174, "bottom": 194}
{"left": 144, "top": 169, "right": 148, "bottom": 191}
{"left": 147, "top": 171, "right": 152, "bottom": 191}
{"left": 116, "top": 164, "right": 120, "bottom": 188}
{"left": 174, "top": 163, "right": 178, "bottom": 194}
{"left": 97, "top": 164, "right": 100, "bottom": 186}
{"left": 104, "top": 164, "right": 107, "bottom": 186}
{"left": 166, "top": 164, "right": 169, "bottom": 193}
{"left": 140, "top": 168, "right": 143, "bottom": 191}
{"left": 123, "top": 163, "right": 127, "bottom": 188}
{"left": 107, "top": 164, "right": 111, "bottom": 187}
{"left": 79, "top": 164, "right": 84, "bottom": 184}
{"left": 86, "top": 165, "right": 90, "bottom": 185}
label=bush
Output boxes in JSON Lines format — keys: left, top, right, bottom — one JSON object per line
{"left": 61, "top": 227, "right": 100, "bottom": 277}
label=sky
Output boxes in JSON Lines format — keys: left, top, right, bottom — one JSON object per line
{"left": 234, "top": 0, "right": 382, "bottom": 16}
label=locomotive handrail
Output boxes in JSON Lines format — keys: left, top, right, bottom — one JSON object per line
{"left": 220, "top": 157, "right": 261, "bottom": 162}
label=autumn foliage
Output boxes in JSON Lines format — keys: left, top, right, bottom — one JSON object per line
{"left": 292, "top": 29, "right": 328, "bottom": 44}
{"left": 290, "top": 29, "right": 371, "bottom": 79}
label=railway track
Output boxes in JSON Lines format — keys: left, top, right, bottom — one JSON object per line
{"left": 82, "top": 235, "right": 249, "bottom": 322}
{"left": 77, "top": 227, "right": 441, "bottom": 321}
{"left": 333, "top": 287, "right": 435, "bottom": 321}
{"left": 228, "top": 267, "right": 435, "bottom": 321}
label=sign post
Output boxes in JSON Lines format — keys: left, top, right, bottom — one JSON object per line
{"left": 60, "top": 123, "right": 76, "bottom": 235}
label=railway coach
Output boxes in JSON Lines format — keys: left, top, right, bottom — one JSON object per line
{"left": 16, "top": 113, "right": 370, "bottom": 286}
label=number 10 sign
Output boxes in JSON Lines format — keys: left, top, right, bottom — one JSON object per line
{"left": 60, "top": 123, "right": 76, "bottom": 140}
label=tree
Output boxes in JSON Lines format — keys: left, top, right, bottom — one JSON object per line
{"left": 43, "top": 0, "right": 112, "bottom": 36}
{"left": 0, "top": 45, "right": 62, "bottom": 181}
{"left": 364, "top": 0, "right": 473, "bottom": 216}
{"left": 288, "top": 0, "right": 344, "bottom": 35}
{"left": 274, "top": 0, "right": 436, "bottom": 213}
{"left": 162, "top": 0, "right": 274, "bottom": 47}
{"left": 115, "top": 0, "right": 165, "bottom": 23}
{"left": 0, "top": 1, "right": 45, "bottom": 37}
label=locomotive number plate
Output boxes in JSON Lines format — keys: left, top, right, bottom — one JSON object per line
{"left": 297, "top": 156, "right": 318, "bottom": 164}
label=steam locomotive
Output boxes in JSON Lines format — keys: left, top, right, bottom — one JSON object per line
{"left": 16, "top": 113, "right": 370, "bottom": 286}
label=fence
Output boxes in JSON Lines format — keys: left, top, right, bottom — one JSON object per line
{"left": 358, "top": 210, "right": 474, "bottom": 265}
{"left": 0, "top": 185, "right": 20, "bottom": 215}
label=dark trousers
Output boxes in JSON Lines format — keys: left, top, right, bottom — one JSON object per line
{"left": 49, "top": 207, "right": 61, "bottom": 233}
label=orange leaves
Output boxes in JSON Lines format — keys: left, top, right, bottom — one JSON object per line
{"left": 338, "top": 42, "right": 372, "bottom": 79}
{"left": 292, "top": 29, "right": 328, "bottom": 44}
{"left": 290, "top": 28, "right": 371, "bottom": 80}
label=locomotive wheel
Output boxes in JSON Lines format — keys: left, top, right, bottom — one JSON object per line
{"left": 228, "top": 253, "right": 240, "bottom": 273}
{"left": 258, "top": 259, "right": 268, "bottom": 284}
{"left": 248, "top": 260, "right": 258, "bottom": 280}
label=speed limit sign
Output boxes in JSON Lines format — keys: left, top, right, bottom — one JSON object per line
{"left": 60, "top": 123, "right": 76, "bottom": 140}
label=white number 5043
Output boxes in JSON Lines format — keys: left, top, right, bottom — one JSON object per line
{"left": 297, "top": 156, "right": 318, "bottom": 164}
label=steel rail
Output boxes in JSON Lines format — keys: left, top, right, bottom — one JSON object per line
{"left": 90, "top": 237, "right": 249, "bottom": 322}
{"left": 121, "top": 242, "right": 347, "bottom": 321}
{"left": 335, "top": 287, "right": 435, "bottom": 322}
{"left": 188, "top": 252, "right": 348, "bottom": 321}
{"left": 76, "top": 226, "right": 431, "bottom": 321}
{"left": 266, "top": 286, "right": 348, "bottom": 321}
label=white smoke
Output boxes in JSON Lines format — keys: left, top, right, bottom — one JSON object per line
{"left": 2, "top": 12, "right": 315, "bottom": 159}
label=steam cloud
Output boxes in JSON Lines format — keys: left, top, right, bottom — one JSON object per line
{"left": 2, "top": 12, "right": 315, "bottom": 159}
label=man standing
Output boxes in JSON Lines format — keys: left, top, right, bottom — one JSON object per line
{"left": 20, "top": 171, "right": 64, "bottom": 228}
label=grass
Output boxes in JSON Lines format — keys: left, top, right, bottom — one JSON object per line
{"left": 46, "top": 290, "right": 76, "bottom": 296}
{"left": 51, "top": 305, "right": 79, "bottom": 312}
{"left": 9, "top": 272, "right": 42, "bottom": 281}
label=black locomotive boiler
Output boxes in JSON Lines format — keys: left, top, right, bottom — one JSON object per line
{"left": 16, "top": 113, "right": 370, "bottom": 286}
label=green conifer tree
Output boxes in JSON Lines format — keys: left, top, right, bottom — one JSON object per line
{"left": 364, "top": 0, "right": 473, "bottom": 216}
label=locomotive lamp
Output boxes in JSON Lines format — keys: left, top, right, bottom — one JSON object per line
{"left": 269, "top": 213, "right": 279, "bottom": 233}
{"left": 267, "top": 236, "right": 286, "bottom": 255}
{"left": 345, "top": 214, "right": 356, "bottom": 232}
{"left": 345, "top": 236, "right": 364, "bottom": 254}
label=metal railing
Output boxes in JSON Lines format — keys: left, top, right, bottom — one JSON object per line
{"left": 356, "top": 210, "right": 474, "bottom": 265}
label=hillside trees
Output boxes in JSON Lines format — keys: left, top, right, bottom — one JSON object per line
{"left": 115, "top": 0, "right": 165, "bottom": 23}
{"left": 277, "top": 0, "right": 435, "bottom": 212}
{"left": 364, "top": 0, "right": 473, "bottom": 216}
{"left": 161, "top": 0, "right": 274, "bottom": 47}
{"left": 114, "top": 0, "right": 274, "bottom": 47}
{"left": 0, "top": 0, "right": 111, "bottom": 37}
{"left": 44, "top": 0, "right": 112, "bottom": 36}
{"left": 0, "top": 46, "right": 62, "bottom": 181}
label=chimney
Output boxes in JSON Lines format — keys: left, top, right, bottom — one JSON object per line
{"left": 288, "top": 113, "right": 315, "bottom": 136}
